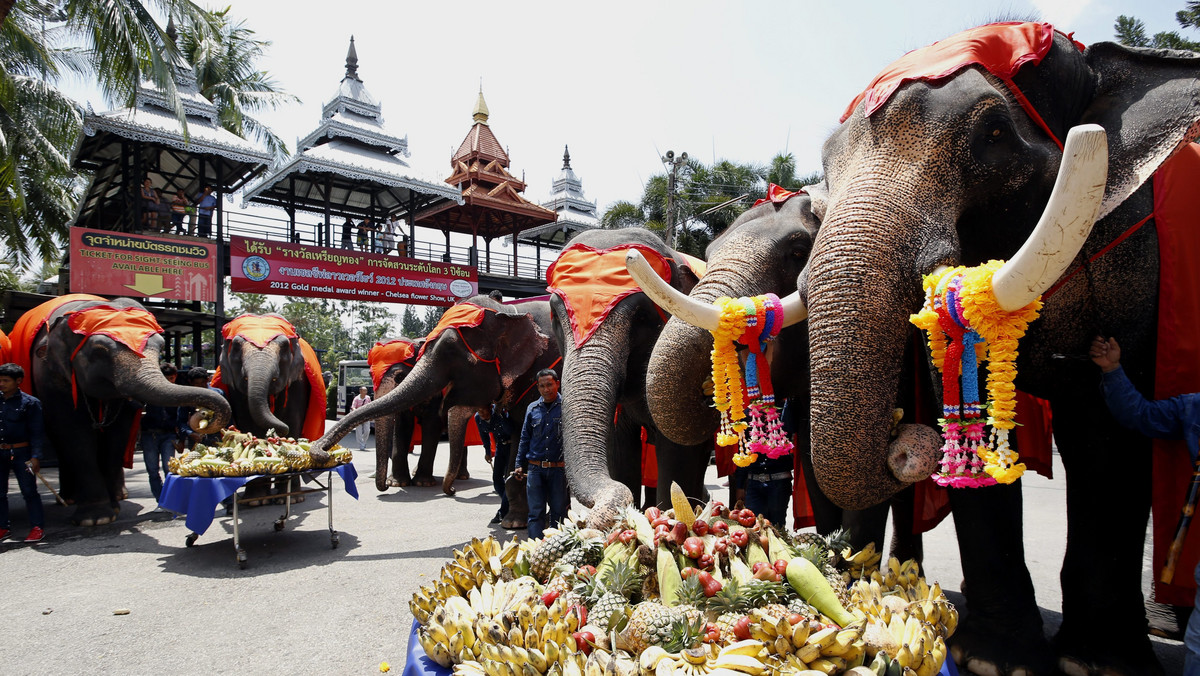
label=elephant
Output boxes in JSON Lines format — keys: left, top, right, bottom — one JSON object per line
{"left": 366, "top": 337, "right": 448, "bottom": 490}
{"left": 792, "top": 22, "right": 1200, "bottom": 676}
{"left": 545, "top": 227, "right": 709, "bottom": 529}
{"left": 313, "top": 294, "right": 560, "bottom": 527}
{"left": 214, "top": 314, "right": 327, "bottom": 503}
{"left": 8, "top": 294, "right": 232, "bottom": 526}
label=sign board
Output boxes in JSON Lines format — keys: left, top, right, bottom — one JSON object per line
{"left": 230, "top": 236, "right": 478, "bottom": 306}
{"left": 69, "top": 227, "right": 218, "bottom": 301}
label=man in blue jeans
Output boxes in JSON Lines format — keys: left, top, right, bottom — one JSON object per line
{"left": 514, "top": 369, "right": 566, "bottom": 539}
{"left": 1090, "top": 335, "right": 1200, "bottom": 673}
{"left": 140, "top": 363, "right": 179, "bottom": 511}
{"left": 475, "top": 404, "right": 513, "bottom": 526}
{"left": 0, "top": 363, "right": 46, "bottom": 543}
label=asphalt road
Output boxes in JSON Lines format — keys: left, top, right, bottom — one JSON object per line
{"left": 0, "top": 427, "right": 1187, "bottom": 675}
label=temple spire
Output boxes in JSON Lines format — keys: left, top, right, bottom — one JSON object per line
{"left": 562, "top": 145, "right": 571, "bottom": 170}
{"left": 472, "top": 87, "right": 490, "bottom": 125}
{"left": 345, "top": 36, "right": 360, "bottom": 81}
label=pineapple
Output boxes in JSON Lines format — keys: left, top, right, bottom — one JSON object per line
{"left": 582, "top": 556, "right": 640, "bottom": 631}
{"left": 786, "top": 598, "right": 815, "bottom": 618}
{"left": 707, "top": 577, "right": 751, "bottom": 636}
{"left": 675, "top": 575, "right": 708, "bottom": 612}
{"left": 530, "top": 523, "right": 580, "bottom": 582}
{"left": 621, "top": 602, "right": 702, "bottom": 654}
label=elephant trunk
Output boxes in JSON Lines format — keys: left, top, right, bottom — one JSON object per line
{"left": 647, "top": 258, "right": 774, "bottom": 445}
{"left": 805, "top": 193, "right": 942, "bottom": 511}
{"left": 114, "top": 351, "right": 232, "bottom": 429}
{"left": 560, "top": 320, "right": 634, "bottom": 530}
{"left": 245, "top": 348, "right": 290, "bottom": 436}
{"left": 313, "top": 356, "right": 448, "bottom": 454}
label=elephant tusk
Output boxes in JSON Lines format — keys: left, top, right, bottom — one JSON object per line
{"left": 991, "top": 124, "right": 1108, "bottom": 311}
{"left": 626, "top": 249, "right": 721, "bottom": 331}
{"left": 627, "top": 250, "right": 809, "bottom": 330}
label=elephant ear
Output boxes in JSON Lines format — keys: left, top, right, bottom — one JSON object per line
{"left": 666, "top": 255, "right": 701, "bottom": 295}
{"left": 491, "top": 313, "right": 550, "bottom": 390}
{"left": 1082, "top": 42, "right": 1200, "bottom": 218}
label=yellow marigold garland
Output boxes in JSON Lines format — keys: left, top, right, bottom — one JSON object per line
{"left": 712, "top": 297, "right": 749, "bottom": 449}
{"left": 910, "top": 260, "right": 1042, "bottom": 486}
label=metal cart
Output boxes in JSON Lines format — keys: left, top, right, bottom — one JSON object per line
{"left": 182, "top": 469, "right": 342, "bottom": 568}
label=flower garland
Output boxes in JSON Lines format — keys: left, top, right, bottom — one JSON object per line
{"left": 710, "top": 295, "right": 793, "bottom": 467}
{"left": 910, "top": 261, "right": 1041, "bottom": 486}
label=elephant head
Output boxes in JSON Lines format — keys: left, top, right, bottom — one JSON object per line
{"left": 217, "top": 314, "right": 311, "bottom": 437}
{"left": 802, "top": 25, "right": 1200, "bottom": 512}
{"left": 313, "top": 295, "right": 558, "bottom": 496}
{"left": 547, "top": 227, "right": 703, "bottom": 528}
{"left": 639, "top": 193, "right": 815, "bottom": 447}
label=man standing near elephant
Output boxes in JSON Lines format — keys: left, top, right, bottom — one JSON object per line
{"left": 351, "top": 387, "right": 372, "bottom": 451}
{"left": 1091, "top": 335, "right": 1200, "bottom": 672}
{"left": 514, "top": 369, "right": 566, "bottom": 539}
{"left": 475, "top": 404, "right": 513, "bottom": 526}
{"left": 0, "top": 363, "right": 45, "bottom": 543}
{"left": 140, "top": 363, "right": 179, "bottom": 510}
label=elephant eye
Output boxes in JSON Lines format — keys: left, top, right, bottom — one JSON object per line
{"left": 991, "top": 127, "right": 1003, "bottom": 138}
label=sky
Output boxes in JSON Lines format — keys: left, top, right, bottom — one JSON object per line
{"left": 60, "top": 0, "right": 1192, "bottom": 254}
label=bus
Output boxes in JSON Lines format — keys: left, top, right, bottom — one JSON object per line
{"left": 336, "top": 359, "right": 374, "bottom": 417}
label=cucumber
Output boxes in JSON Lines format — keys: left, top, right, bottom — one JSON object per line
{"left": 785, "top": 556, "right": 855, "bottom": 627}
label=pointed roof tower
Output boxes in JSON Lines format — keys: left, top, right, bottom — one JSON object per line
{"left": 416, "top": 90, "right": 557, "bottom": 260}
{"left": 516, "top": 145, "right": 598, "bottom": 246}
{"left": 243, "top": 37, "right": 461, "bottom": 228}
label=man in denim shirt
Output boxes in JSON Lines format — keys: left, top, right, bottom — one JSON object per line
{"left": 0, "top": 363, "right": 46, "bottom": 542}
{"left": 514, "top": 369, "right": 566, "bottom": 539}
{"left": 1091, "top": 335, "right": 1200, "bottom": 673}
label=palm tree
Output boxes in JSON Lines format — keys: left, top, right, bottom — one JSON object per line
{"left": 176, "top": 7, "right": 298, "bottom": 160}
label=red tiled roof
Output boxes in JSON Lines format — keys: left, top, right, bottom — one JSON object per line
{"left": 452, "top": 123, "right": 507, "bottom": 166}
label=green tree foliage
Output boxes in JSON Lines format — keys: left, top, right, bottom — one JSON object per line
{"left": 1115, "top": 3, "right": 1200, "bottom": 51}
{"left": 175, "top": 7, "right": 298, "bottom": 160}
{"left": 400, "top": 305, "right": 425, "bottom": 338}
{"left": 599, "top": 201, "right": 645, "bottom": 230}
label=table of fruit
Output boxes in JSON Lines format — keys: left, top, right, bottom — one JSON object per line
{"left": 406, "top": 485, "right": 956, "bottom": 676}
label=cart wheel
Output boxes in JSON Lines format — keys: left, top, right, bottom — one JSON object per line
{"left": 185, "top": 533, "right": 199, "bottom": 548}
{"left": 273, "top": 518, "right": 286, "bottom": 532}
{"left": 237, "top": 549, "right": 247, "bottom": 569}
{"left": 331, "top": 531, "right": 339, "bottom": 549}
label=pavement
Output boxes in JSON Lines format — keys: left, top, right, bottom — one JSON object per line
{"left": 0, "top": 427, "right": 1188, "bottom": 675}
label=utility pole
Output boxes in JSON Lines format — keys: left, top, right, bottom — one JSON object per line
{"left": 662, "top": 150, "right": 688, "bottom": 247}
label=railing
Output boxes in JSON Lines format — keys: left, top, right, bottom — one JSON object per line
{"left": 222, "top": 208, "right": 554, "bottom": 281}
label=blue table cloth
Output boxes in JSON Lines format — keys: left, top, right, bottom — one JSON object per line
{"left": 159, "top": 464, "right": 359, "bottom": 535}
{"left": 402, "top": 618, "right": 958, "bottom": 676}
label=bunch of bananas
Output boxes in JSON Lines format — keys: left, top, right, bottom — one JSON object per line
{"left": 740, "top": 610, "right": 867, "bottom": 675}
{"left": 839, "top": 543, "right": 883, "bottom": 582}
{"left": 411, "top": 537, "right": 521, "bottom": 625}
{"left": 638, "top": 641, "right": 773, "bottom": 676}
{"left": 861, "top": 617, "right": 947, "bottom": 676}
{"left": 847, "top": 569, "right": 956, "bottom": 676}
{"left": 168, "top": 429, "right": 351, "bottom": 477}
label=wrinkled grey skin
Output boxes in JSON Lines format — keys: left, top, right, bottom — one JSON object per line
{"left": 218, "top": 314, "right": 314, "bottom": 438}
{"left": 30, "top": 298, "right": 231, "bottom": 526}
{"left": 313, "top": 295, "right": 559, "bottom": 527}
{"left": 370, "top": 338, "right": 447, "bottom": 491}
{"left": 549, "top": 228, "right": 705, "bottom": 530}
{"left": 804, "top": 33, "right": 1200, "bottom": 676}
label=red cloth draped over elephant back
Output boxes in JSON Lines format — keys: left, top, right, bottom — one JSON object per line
{"left": 841, "top": 22, "right": 1085, "bottom": 147}
{"left": 212, "top": 314, "right": 327, "bottom": 441}
{"left": 419, "top": 303, "right": 489, "bottom": 359}
{"left": 64, "top": 305, "right": 164, "bottom": 469}
{"left": 1149, "top": 143, "right": 1200, "bottom": 606}
{"left": 9, "top": 293, "right": 105, "bottom": 394}
{"left": 368, "top": 338, "right": 417, "bottom": 390}
{"left": 546, "top": 243, "right": 674, "bottom": 349}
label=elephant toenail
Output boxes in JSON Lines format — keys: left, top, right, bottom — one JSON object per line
{"left": 965, "top": 658, "right": 1003, "bottom": 676}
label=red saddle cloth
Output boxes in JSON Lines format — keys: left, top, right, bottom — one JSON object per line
{"left": 1150, "top": 143, "right": 1200, "bottom": 606}
{"left": 9, "top": 293, "right": 105, "bottom": 394}
{"left": 419, "top": 303, "right": 489, "bottom": 359}
{"left": 546, "top": 244, "right": 674, "bottom": 349}
{"left": 212, "top": 314, "right": 327, "bottom": 441}
{"left": 368, "top": 338, "right": 417, "bottom": 391}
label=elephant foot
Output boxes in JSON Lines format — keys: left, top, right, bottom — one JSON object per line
{"left": 1052, "top": 623, "right": 1164, "bottom": 676}
{"left": 442, "top": 481, "right": 456, "bottom": 496}
{"left": 116, "top": 486, "right": 128, "bottom": 501}
{"left": 948, "top": 611, "right": 1055, "bottom": 676}
{"left": 501, "top": 518, "right": 527, "bottom": 530}
{"left": 457, "top": 470, "right": 470, "bottom": 481}
{"left": 71, "top": 503, "right": 119, "bottom": 527}
{"left": 412, "top": 475, "right": 439, "bottom": 488}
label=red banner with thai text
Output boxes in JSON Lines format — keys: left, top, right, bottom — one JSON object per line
{"left": 230, "top": 236, "right": 478, "bottom": 307}
{"left": 69, "top": 227, "right": 217, "bottom": 301}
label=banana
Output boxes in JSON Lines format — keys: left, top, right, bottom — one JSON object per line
{"left": 914, "top": 651, "right": 939, "bottom": 676}
{"left": 640, "top": 646, "right": 671, "bottom": 673}
{"left": 544, "top": 640, "right": 560, "bottom": 666}
{"left": 655, "top": 659, "right": 677, "bottom": 676}
{"left": 535, "top": 604, "right": 550, "bottom": 632}
{"left": 565, "top": 657, "right": 584, "bottom": 676}
{"left": 450, "top": 631, "right": 467, "bottom": 661}
{"left": 794, "top": 643, "right": 821, "bottom": 664}
{"left": 748, "top": 624, "right": 774, "bottom": 643}
{"left": 806, "top": 627, "right": 837, "bottom": 650}
{"left": 509, "top": 625, "right": 526, "bottom": 649}
{"left": 893, "top": 645, "right": 914, "bottom": 670}
{"left": 428, "top": 620, "right": 451, "bottom": 646}
{"left": 521, "top": 663, "right": 541, "bottom": 676}
{"left": 526, "top": 628, "right": 541, "bottom": 651}
{"left": 790, "top": 621, "right": 812, "bottom": 649}
{"left": 709, "top": 654, "right": 764, "bottom": 675}
{"left": 719, "top": 641, "right": 764, "bottom": 659}
{"left": 456, "top": 661, "right": 488, "bottom": 676}
{"left": 773, "top": 635, "right": 793, "bottom": 656}
{"left": 805, "top": 657, "right": 843, "bottom": 675}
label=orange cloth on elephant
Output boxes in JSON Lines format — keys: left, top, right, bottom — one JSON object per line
{"left": 368, "top": 339, "right": 417, "bottom": 390}
{"left": 221, "top": 313, "right": 297, "bottom": 347}
{"left": 419, "top": 303, "right": 489, "bottom": 359}
{"left": 9, "top": 293, "right": 105, "bottom": 394}
{"left": 1150, "top": 143, "right": 1200, "bottom": 606}
{"left": 296, "top": 338, "right": 327, "bottom": 441}
{"left": 841, "top": 22, "right": 1085, "bottom": 148}
{"left": 547, "top": 243, "right": 674, "bottom": 349}
{"left": 679, "top": 253, "right": 706, "bottom": 280}
{"left": 66, "top": 306, "right": 163, "bottom": 360}
{"left": 0, "top": 327, "right": 10, "bottom": 363}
